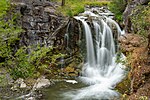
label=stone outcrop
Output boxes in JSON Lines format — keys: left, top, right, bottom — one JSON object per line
{"left": 11, "top": 0, "right": 68, "bottom": 48}
{"left": 33, "top": 76, "right": 51, "bottom": 89}
{"left": 123, "top": 0, "right": 150, "bottom": 33}
{"left": 119, "top": 34, "right": 143, "bottom": 53}
{"left": 119, "top": 34, "right": 150, "bottom": 99}
{"left": 9, "top": 0, "right": 83, "bottom": 78}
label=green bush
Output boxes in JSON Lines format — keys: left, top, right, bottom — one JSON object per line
{"left": 30, "top": 46, "right": 65, "bottom": 69}
{"left": 8, "top": 47, "right": 35, "bottom": 79}
{"left": 131, "top": 5, "right": 150, "bottom": 38}
{"left": 0, "top": 0, "right": 10, "bottom": 17}
{"left": 108, "top": 0, "right": 127, "bottom": 21}
{"left": 8, "top": 46, "right": 65, "bottom": 79}
{"left": 0, "top": 0, "right": 23, "bottom": 60}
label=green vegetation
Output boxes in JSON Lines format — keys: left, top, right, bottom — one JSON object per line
{"left": 54, "top": 0, "right": 110, "bottom": 17}
{"left": 131, "top": 4, "right": 150, "bottom": 38}
{"left": 0, "top": 0, "right": 10, "bottom": 17}
{"left": 0, "top": 0, "right": 22, "bottom": 61}
{"left": 8, "top": 46, "right": 65, "bottom": 79}
{"left": 108, "top": 0, "right": 126, "bottom": 21}
{"left": 0, "top": 0, "right": 65, "bottom": 79}
{"left": 7, "top": 47, "right": 35, "bottom": 79}
{"left": 29, "top": 46, "right": 65, "bottom": 74}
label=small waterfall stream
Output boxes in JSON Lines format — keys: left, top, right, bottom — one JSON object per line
{"left": 42, "top": 7, "right": 127, "bottom": 100}
{"left": 62, "top": 7, "right": 127, "bottom": 100}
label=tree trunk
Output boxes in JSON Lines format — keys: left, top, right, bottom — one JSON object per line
{"left": 61, "top": 0, "right": 65, "bottom": 6}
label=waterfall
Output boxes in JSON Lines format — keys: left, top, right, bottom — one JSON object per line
{"left": 63, "top": 7, "right": 126, "bottom": 100}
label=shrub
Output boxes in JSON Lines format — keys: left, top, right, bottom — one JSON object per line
{"left": 108, "top": 0, "right": 127, "bottom": 21}
{"left": 131, "top": 5, "right": 150, "bottom": 38}
{"left": 0, "top": 0, "right": 23, "bottom": 62}
{"left": 8, "top": 47, "right": 35, "bottom": 79}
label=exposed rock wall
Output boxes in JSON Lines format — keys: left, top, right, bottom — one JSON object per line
{"left": 119, "top": 34, "right": 150, "bottom": 99}
{"left": 119, "top": 1, "right": 150, "bottom": 98}
{"left": 11, "top": 0, "right": 68, "bottom": 48}
{"left": 123, "top": 0, "right": 150, "bottom": 33}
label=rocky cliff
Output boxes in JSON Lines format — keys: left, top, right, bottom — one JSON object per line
{"left": 118, "top": 0, "right": 150, "bottom": 99}
{"left": 11, "top": 0, "right": 68, "bottom": 48}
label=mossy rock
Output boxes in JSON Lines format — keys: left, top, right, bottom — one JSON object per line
{"left": 64, "top": 66, "right": 75, "bottom": 73}
{"left": 116, "top": 75, "right": 131, "bottom": 94}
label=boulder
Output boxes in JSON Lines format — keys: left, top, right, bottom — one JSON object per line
{"left": 33, "top": 76, "right": 50, "bottom": 89}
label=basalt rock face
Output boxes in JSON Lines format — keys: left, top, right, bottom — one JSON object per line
{"left": 11, "top": 0, "right": 68, "bottom": 48}
{"left": 9, "top": 0, "right": 83, "bottom": 78}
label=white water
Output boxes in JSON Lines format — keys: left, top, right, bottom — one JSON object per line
{"left": 63, "top": 7, "right": 126, "bottom": 100}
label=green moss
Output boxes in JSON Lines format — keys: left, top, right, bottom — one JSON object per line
{"left": 116, "top": 75, "right": 131, "bottom": 94}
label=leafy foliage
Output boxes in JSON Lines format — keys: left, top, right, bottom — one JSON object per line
{"left": 0, "top": 0, "right": 10, "bottom": 17}
{"left": 8, "top": 46, "right": 65, "bottom": 79}
{"left": 8, "top": 47, "right": 35, "bottom": 79}
{"left": 0, "top": 0, "right": 23, "bottom": 60}
{"left": 0, "top": 0, "right": 66, "bottom": 79}
{"left": 131, "top": 4, "right": 150, "bottom": 38}
{"left": 108, "top": 0, "right": 126, "bottom": 21}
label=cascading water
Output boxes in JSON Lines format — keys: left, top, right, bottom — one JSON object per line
{"left": 63, "top": 7, "right": 127, "bottom": 100}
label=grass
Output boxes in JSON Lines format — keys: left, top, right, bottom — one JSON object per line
{"left": 53, "top": 0, "right": 110, "bottom": 17}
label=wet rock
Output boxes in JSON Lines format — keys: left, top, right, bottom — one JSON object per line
{"left": 33, "top": 76, "right": 50, "bottom": 89}
{"left": 20, "top": 82, "right": 27, "bottom": 88}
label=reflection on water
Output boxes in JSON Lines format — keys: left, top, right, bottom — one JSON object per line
{"left": 42, "top": 81, "right": 86, "bottom": 100}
